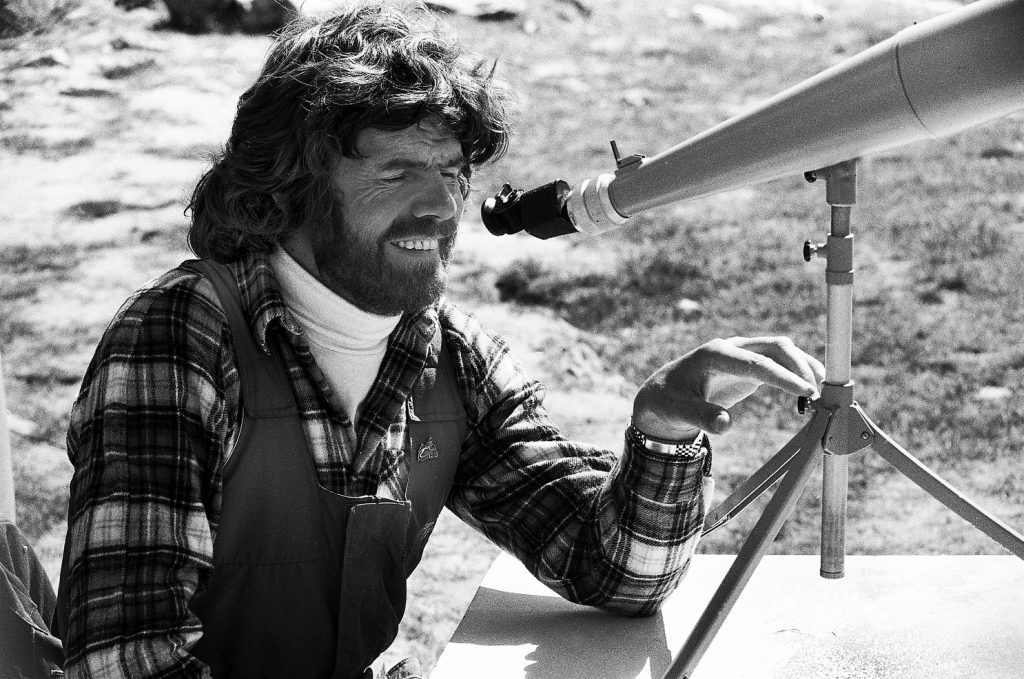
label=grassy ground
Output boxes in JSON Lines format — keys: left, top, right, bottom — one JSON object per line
{"left": 2, "top": 0, "right": 1023, "bottom": 673}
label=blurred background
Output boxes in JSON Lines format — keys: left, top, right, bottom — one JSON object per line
{"left": 1, "top": 0, "right": 1022, "bottom": 672}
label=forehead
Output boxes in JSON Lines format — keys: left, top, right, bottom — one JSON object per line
{"left": 354, "top": 119, "right": 464, "bottom": 166}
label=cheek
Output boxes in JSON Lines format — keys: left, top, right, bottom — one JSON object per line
{"left": 338, "top": 198, "right": 396, "bottom": 242}
{"left": 451, "top": 187, "right": 466, "bottom": 216}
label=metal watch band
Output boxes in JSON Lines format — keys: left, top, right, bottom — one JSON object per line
{"left": 626, "top": 422, "right": 709, "bottom": 460}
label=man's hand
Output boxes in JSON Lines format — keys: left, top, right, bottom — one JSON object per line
{"left": 631, "top": 336, "right": 825, "bottom": 441}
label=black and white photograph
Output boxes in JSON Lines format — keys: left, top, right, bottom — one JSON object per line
{"left": 1, "top": 0, "right": 1022, "bottom": 677}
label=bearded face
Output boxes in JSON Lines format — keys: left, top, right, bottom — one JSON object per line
{"left": 311, "top": 207, "right": 459, "bottom": 316}
{"left": 302, "top": 118, "right": 467, "bottom": 316}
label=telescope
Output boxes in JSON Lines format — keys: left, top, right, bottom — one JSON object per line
{"left": 482, "top": 0, "right": 1024, "bottom": 238}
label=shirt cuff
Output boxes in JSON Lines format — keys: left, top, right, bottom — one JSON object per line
{"left": 620, "top": 426, "right": 712, "bottom": 504}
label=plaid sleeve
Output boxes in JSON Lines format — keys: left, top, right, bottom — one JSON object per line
{"left": 62, "top": 269, "right": 237, "bottom": 678}
{"left": 440, "top": 305, "right": 706, "bottom": 616}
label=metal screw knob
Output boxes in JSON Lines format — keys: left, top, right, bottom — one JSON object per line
{"left": 803, "top": 241, "right": 828, "bottom": 261}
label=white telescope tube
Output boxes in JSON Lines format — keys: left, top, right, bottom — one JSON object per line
{"left": 568, "top": 0, "right": 1024, "bottom": 231}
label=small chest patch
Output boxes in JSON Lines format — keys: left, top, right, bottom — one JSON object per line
{"left": 416, "top": 438, "right": 439, "bottom": 461}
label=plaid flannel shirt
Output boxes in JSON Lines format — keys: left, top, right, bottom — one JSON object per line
{"left": 61, "top": 253, "right": 708, "bottom": 678}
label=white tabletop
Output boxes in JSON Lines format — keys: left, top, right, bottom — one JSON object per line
{"left": 432, "top": 552, "right": 1024, "bottom": 679}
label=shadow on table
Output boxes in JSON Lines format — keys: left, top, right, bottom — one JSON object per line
{"left": 450, "top": 587, "right": 673, "bottom": 679}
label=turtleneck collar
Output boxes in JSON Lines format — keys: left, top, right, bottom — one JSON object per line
{"left": 268, "top": 246, "right": 401, "bottom": 354}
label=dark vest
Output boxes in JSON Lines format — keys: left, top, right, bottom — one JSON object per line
{"left": 57, "top": 259, "right": 465, "bottom": 679}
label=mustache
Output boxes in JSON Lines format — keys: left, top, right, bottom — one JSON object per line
{"left": 384, "top": 217, "right": 458, "bottom": 242}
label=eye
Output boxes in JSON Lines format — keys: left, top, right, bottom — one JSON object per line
{"left": 381, "top": 173, "right": 407, "bottom": 184}
{"left": 442, "top": 168, "right": 472, "bottom": 192}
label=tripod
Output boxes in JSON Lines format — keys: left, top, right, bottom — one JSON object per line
{"left": 659, "top": 159, "right": 1024, "bottom": 679}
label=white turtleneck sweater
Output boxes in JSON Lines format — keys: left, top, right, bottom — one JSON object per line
{"left": 268, "top": 247, "right": 401, "bottom": 423}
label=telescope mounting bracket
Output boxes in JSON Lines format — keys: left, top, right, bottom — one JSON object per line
{"left": 816, "top": 384, "right": 875, "bottom": 457}
{"left": 609, "top": 140, "right": 644, "bottom": 170}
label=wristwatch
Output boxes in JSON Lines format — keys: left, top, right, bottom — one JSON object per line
{"left": 625, "top": 420, "right": 710, "bottom": 460}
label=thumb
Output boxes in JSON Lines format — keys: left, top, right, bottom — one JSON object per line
{"left": 665, "top": 399, "right": 732, "bottom": 436}
{"left": 699, "top": 404, "right": 732, "bottom": 435}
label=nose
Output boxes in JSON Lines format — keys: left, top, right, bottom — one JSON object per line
{"left": 411, "top": 173, "right": 461, "bottom": 223}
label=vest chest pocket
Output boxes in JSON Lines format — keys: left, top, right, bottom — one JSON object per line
{"left": 405, "top": 394, "right": 464, "bottom": 493}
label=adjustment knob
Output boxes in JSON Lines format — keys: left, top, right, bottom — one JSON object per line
{"left": 803, "top": 241, "right": 827, "bottom": 261}
{"left": 797, "top": 396, "right": 809, "bottom": 415}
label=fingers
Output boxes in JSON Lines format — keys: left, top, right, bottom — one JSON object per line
{"left": 634, "top": 336, "right": 822, "bottom": 441}
{"left": 705, "top": 337, "right": 821, "bottom": 398}
{"left": 735, "top": 336, "right": 824, "bottom": 396}
{"left": 804, "top": 350, "right": 826, "bottom": 385}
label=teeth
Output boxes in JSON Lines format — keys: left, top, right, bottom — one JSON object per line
{"left": 394, "top": 239, "right": 439, "bottom": 251}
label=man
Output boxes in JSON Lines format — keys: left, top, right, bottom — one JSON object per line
{"left": 49, "top": 2, "right": 825, "bottom": 678}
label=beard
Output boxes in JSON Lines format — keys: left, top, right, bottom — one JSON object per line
{"left": 310, "top": 204, "right": 458, "bottom": 316}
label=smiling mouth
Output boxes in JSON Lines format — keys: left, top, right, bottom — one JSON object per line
{"left": 391, "top": 238, "right": 441, "bottom": 251}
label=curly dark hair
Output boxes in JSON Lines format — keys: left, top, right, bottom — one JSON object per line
{"left": 187, "top": 0, "right": 513, "bottom": 262}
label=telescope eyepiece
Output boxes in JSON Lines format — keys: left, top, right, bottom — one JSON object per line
{"left": 481, "top": 180, "right": 579, "bottom": 240}
{"left": 481, "top": 184, "right": 526, "bottom": 236}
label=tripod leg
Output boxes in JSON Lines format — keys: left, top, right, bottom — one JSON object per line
{"left": 863, "top": 411, "right": 1024, "bottom": 559}
{"left": 820, "top": 453, "right": 848, "bottom": 578}
{"left": 703, "top": 414, "right": 824, "bottom": 535}
{"left": 659, "top": 435, "right": 824, "bottom": 679}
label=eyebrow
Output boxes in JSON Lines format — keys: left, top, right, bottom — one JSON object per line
{"left": 377, "top": 153, "right": 466, "bottom": 172}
